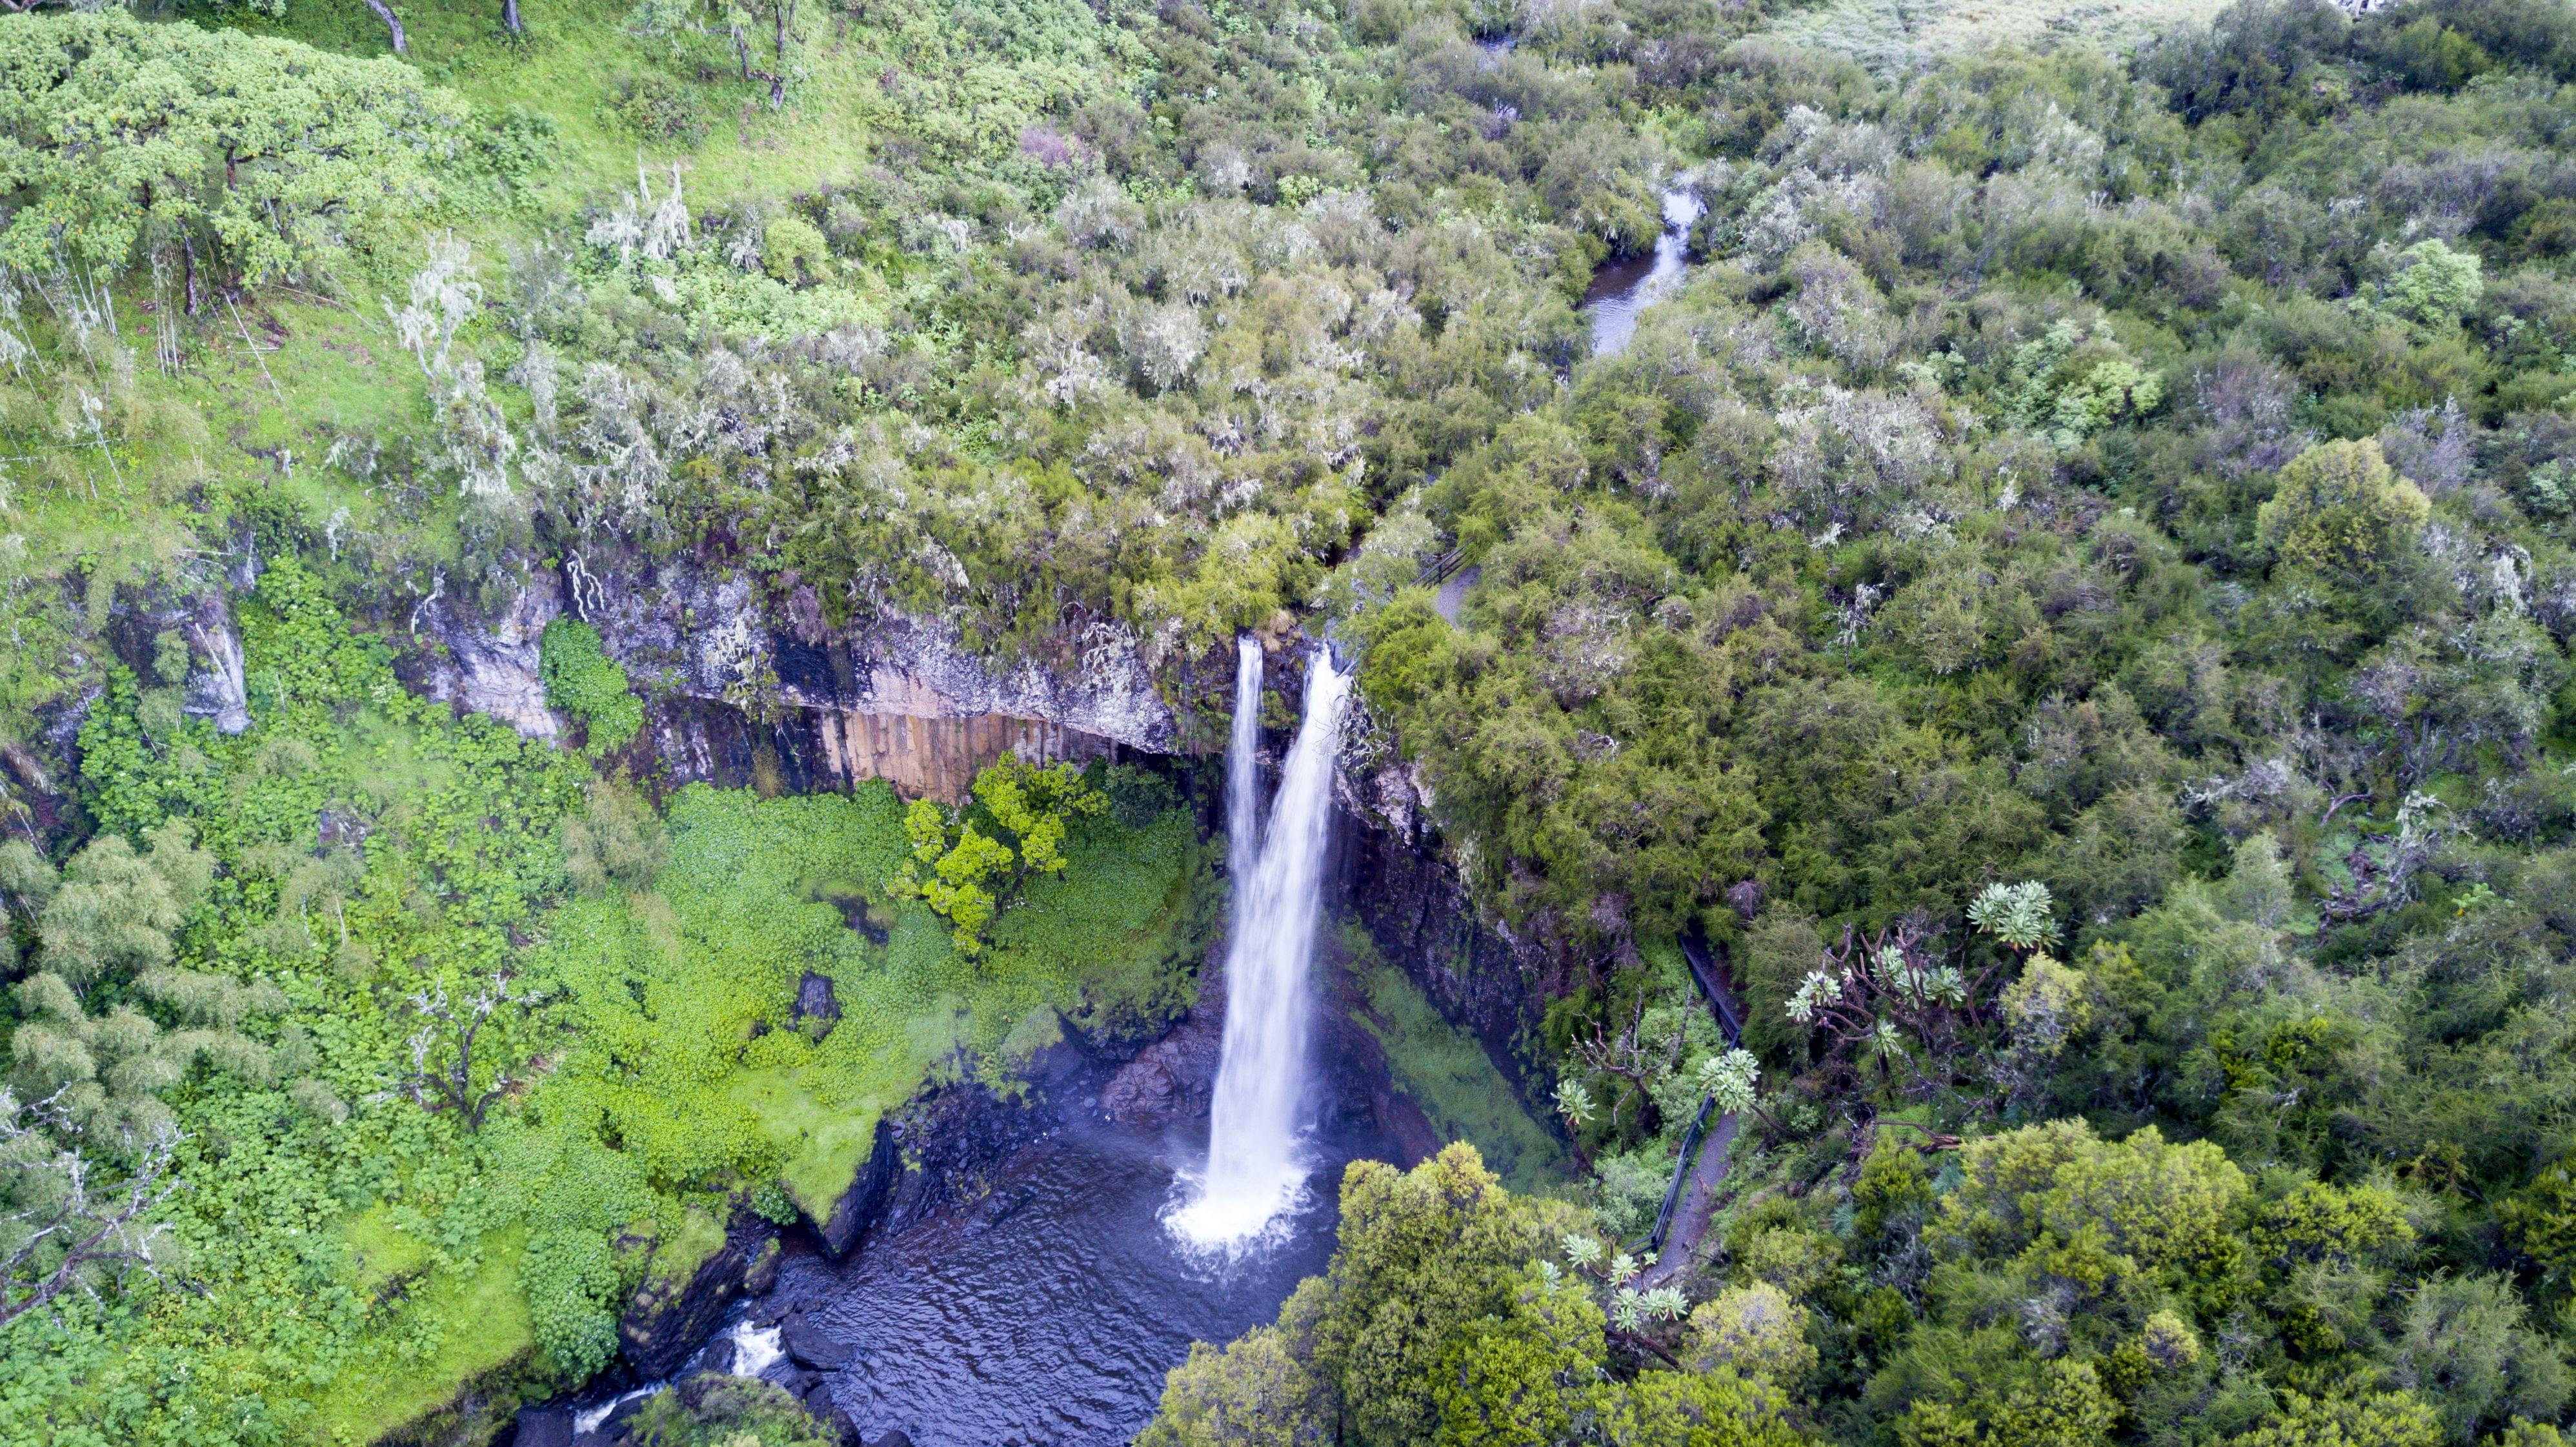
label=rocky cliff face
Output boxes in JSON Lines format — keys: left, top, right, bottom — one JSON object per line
{"left": 427, "top": 558, "right": 1172, "bottom": 799}
{"left": 421, "top": 582, "right": 563, "bottom": 742}
{"left": 1332, "top": 703, "right": 1553, "bottom": 1097}
{"left": 619, "top": 1215, "right": 785, "bottom": 1380}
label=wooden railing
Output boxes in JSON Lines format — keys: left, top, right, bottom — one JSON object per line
{"left": 1411, "top": 547, "right": 1465, "bottom": 588}
{"left": 1630, "top": 932, "right": 1743, "bottom": 1257}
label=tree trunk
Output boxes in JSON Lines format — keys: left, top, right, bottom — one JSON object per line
{"left": 362, "top": 0, "right": 408, "bottom": 54}
{"left": 769, "top": 0, "right": 793, "bottom": 106}
{"left": 501, "top": 0, "right": 521, "bottom": 33}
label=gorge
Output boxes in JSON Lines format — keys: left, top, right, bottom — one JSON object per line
{"left": 9, "top": 1, "right": 2576, "bottom": 1444}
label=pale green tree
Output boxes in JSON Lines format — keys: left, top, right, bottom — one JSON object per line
{"left": 0, "top": 12, "right": 461, "bottom": 297}
{"left": 2256, "top": 440, "right": 2430, "bottom": 578}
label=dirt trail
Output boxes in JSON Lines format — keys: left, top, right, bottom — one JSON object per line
{"left": 1641, "top": 935, "right": 1747, "bottom": 1288}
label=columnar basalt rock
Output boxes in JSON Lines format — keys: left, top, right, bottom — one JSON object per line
{"left": 619, "top": 1213, "right": 786, "bottom": 1379}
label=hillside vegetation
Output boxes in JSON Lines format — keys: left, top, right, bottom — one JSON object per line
{"left": 5, "top": 0, "right": 2576, "bottom": 1441}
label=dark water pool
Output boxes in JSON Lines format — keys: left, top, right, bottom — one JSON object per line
{"left": 752, "top": 1081, "right": 1386, "bottom": 1446}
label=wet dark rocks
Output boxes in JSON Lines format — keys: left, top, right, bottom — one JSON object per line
{"left": 781, "top": 1311, "right": 855, "bottom": 1370}
{"left": 619, "top": 1211, "right": 783, "bottom": 1379}
{"left": 816, "top": 1120, "right": 900, "bottom": 1257}
{"left": 794, "top": 970, "right": 842, "bottom": 1035}
{"left": 1337, "top": 798, "right": 1550, "bottom": 1106}
{"left": 508, "top": 1404, "right": 574, "bottom": 1447}
{"left": 1098, "top": 998, "right": 1221, "bottom": 1127}
{"left": 873, "top": 1082, "right": 1059, "bottom": 1238}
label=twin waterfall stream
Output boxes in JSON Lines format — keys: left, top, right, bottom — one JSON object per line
{"left": 1169, "top": 638, "right": 1354, "bottom": 1253}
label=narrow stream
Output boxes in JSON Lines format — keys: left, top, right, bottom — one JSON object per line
{"left": 1583, "top": 186, "right": 1704, "bottom": 357}
{"left": 1426, "top": 175, "right": 1700, "bottom": 628}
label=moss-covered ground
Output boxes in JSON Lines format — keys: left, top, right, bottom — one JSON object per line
{"left": 1341, "top": 924, "right": 1571, "bottom": 1193}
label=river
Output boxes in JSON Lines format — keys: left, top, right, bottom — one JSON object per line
{"left": 1584, "top": 186, "right": 1705, "bottom": 357}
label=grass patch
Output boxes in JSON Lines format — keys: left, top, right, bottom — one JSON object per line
{"left": 643, "top": 1203, "right": 729, "bottom": 1288}
{"left": 1345, "top": 929, "right": 1571, "bottom": 1193}
{"left": 310, "top": 1226, "right": 536, "bottom": 1446}
{"left": 539, "top": 777, "right": 1213, "bottom": 1228}
{"left": 341, "top": 1207, "right": 436, "bottom": 1299}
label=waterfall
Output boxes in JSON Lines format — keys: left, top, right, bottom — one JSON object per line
{"left": 1225, "top": 638, "right": 1263, "bottom": 898}
{"left": 1171, "top": 647, "right": 1354, "bottom": 1251}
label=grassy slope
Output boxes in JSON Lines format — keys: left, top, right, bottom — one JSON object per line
{"left": 1341, "top": 924, "right": 1572, "bottom": 1193}
{"left": 0, "top": 0, "right": 911, "bottom": 748}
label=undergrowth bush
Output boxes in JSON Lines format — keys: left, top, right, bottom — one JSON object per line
{"left": 539, "top": 617, "right": 644, "bottom": 753}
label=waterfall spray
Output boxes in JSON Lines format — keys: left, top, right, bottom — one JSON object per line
{"left": 1171, "top": 646, "right": 1353, "bottom": 1251}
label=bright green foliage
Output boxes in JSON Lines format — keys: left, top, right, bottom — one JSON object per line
{"left": 760, "top": 214, "right": 829, "bottom": 286}
{"left": 1146, "top": 1326, "right": 1333, "bottom": 1447}
{"left": 898, "top": 801, "right": 1012, "bottom": 953}
{"left": 975, "top": 760, "right": 1103, "bottom": 878}
{"left": 2139, "top": 1311, "right": 2200, "bottom": 1370}
{"left": 539, "top": 618, "right": 644, "bottom": 753}
{"left": 2255, "top": 440, "right": 2433, "bottom": 578}
{"left": 1591, "top": 1371, "right": 1805, "bottom": 1447}
{"left": 2378, "top": 239, "right": 2486, "bottom": 330}
{"left": 521, "top": 1228, "right": 621, "bottom": 1377}
{"left": 1143, "top": 1145, "right": 1807, "bottom": 1447}
{"left": 623, "top": 1376, "right": 843, "bottom": 1445}
{"left": 2000, "top": 954, "right": 2093, "bottom": 1058}
{"left": 2226, "top": 1392, "right": 2444, "bottom": 1447}
{"left": 2010, "top": 321, "right": 2168, "bottom": 448}
{"left": 1301, "top": 1144, "right": 1582, "bottom": 1445}
{"left": 1939, "top": 1120, "right": 2249, "bottom": 1280}
{"left": 2004, "top": 1362, "right": 2122, "bottom": 1447}
{"left": 892, "top": 760, "right": 1105, "bottom": 956}
{"left": 538, "top": 767, "right": 1200, "bottom": 1213}
{"left": 0, "top": 12, "right": 465, "bottom": 287}
{"left": 2502, "top": 1165, "right": 2576, "bottom": 1283}
{"left": 1685, "top": 1282, "right": 1816, "bottom": 1382}
{"left": 2249, "top": 1180, "right": 2415, "bottom": 1271}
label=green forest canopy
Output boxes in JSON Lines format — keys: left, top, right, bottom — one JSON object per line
{"left": 3, "top": 0, "right": 2576, "bottom": 1442}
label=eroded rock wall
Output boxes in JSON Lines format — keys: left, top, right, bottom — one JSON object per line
{"left": 419, "top": 557, "right": 1166, "bottom": 798}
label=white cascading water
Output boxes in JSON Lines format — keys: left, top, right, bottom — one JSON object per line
{"left": 1225, "top": 638, "right": 1264, "bottom": 903}
{"left": 1171, "top": 645, "right": 1354, "bottom": 1251}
